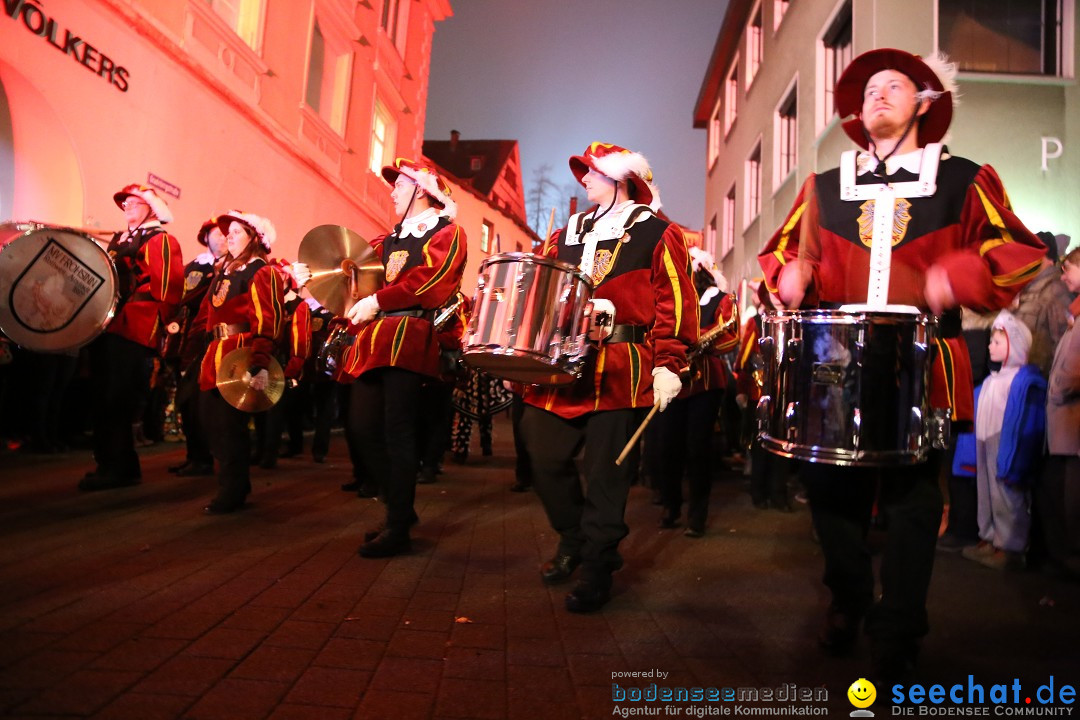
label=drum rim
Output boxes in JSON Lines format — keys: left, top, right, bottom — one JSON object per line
{"left": 758, "top": 434, "right": 929, "bottom": 467}
{"left": 764, "top": 309, "right": 932, "bottom": 323}
{"left": 461, "top": 345, "right": 583, "bottom": 386}
{"left": 477, "top": 252, "right": 594, "bottom": 288}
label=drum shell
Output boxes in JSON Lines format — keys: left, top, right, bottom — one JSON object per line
{"left": 0, "top": 222, "right": 118, "bottom": 352}
{"left": 462, "top": 252, "right": 593, "bottom": 386}
{"left": 756, "top": 310, "right": 934, "bottom": 466}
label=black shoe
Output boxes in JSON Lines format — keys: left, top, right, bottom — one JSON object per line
{"left": 313, "top": 455, "right": 326, "bottom": 464}
{"left": 358, "top": 529, "right": 411, "bottom": 558}
{"left": 565, "top": 579, "right": 611, "bottom": 613}
{"left": 660, "top": 512, "right": 681, "bottom": 529}
{"left": 168, "top": 461, "right": 190, "bottom": 474}
{"left": 203, "top": 500, "right": 244, "bottom": 515}
{"left": 280, "top": 447, "right": 302, "bottom": 459}
{"left": 509, "top": 480, "right": 531, "bottom": 493}
{"left": 78, "top": 474, "right": 139, "bottom": 492}
{"left": 871, "top": 642, "right": 919, "bottom": 686}
{"left": 481, "top": 446, "right": 493, "bottom": 457}
{"left": 258, "top": 457, "right": 277, "bottom": 470}
{"left": 818, "top": 609, "right": 862, "bottom": 656}
{"left": 751, "top": 498, "right": 770, "bottom": 510}
{"left": 684, "top": 526, "right": 704, "bottom": 538}
{"left": 176, "top": 462, "right": 214, "bottom": 477}
{"left": 363, "top": 510, "right": 420, "bottom": 541}
{"left": 417, "top": 466, "right": 437, "bottom": 484}
{"left": 341, "top": 480, "right": 360, "bottom": 491}
{"left": 356, "top": 483, "right": 379, "bottom": 498}
{"left": 540, "top": 554, "right": 581, "bottom": 585}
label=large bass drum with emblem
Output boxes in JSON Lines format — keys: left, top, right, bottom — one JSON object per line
{"left": 463, "top": 252, "right": 594, "bottom": 386}
{"left": 756, "top": 308, "right": 936, "bottom": 466}
{"left": 0, "top": 222, "right": 118, "bottom": 352}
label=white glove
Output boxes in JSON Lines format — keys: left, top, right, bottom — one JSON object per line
{"left": 651, "top": 366, "right": 683, "bottom": 412}
{"left": 290, "top": 262, "right": 311, "bottom": 288}
{"left": 247, "top": 369, "right": 269, "bottom": 391}
{"left": 346, "top": 294, "right": 380, "bottom": 325}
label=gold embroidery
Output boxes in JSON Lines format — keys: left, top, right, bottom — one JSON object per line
{"left": 184, "top": 270, "right": 204, "bottom": 293}
{"left": 385, "top": 250, "right": 409, "bottom": 282}
{"left": 211, "top": 278, "right": 230, "bottom": 307}
{"left": 592, "top": 249, "right": 614, "bottom": 284}
{"left": 856, "top": 198, "right": 913, "bottom": 248}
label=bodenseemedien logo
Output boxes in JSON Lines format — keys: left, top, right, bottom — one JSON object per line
{"left": 849, "top": 678, "right": 877, "bottom": 717}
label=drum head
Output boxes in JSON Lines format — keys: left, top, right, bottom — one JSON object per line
{"left": 462, "top": 350, "right": 579, "bottom": 387}
{"left": 0, "top": 223, "right": 118, "bottom": 352}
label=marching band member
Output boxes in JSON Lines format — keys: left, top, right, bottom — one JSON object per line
{"left": 519, "top": 142, "right": 698, "bottom": 612}
{"left": 648, "top": 247, "right": 738, "bottom": 538}
{"left": 80, "top": 185, "right": 183, "bottom": 491}
{"left": 758, "top": 49, "right": 1045, "bottom": 680}
{"left": 341, "top": 158, "right": 467, "bottom": 557}
{"left": 197, "top": 211, "right": 285, "bottom": 514}
{"left": 169, "top": 218, "right": 227, "bottom": 478}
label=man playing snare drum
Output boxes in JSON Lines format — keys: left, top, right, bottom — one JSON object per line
{"left": 758, "top": 49, "right": 1045, "bottom": 681}
{"left": 519, "top": 142, "right": 698, "bottom": 613}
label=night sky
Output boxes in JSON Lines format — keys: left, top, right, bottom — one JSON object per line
{"left": 425, "top": 0, "right": 730, "bottom": 231}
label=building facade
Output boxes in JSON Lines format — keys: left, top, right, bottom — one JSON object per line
{"left": 695, "top": 0, "right": 1078, "bottom": 288}
{"left": 0, "top": 0, "right": 451, "bottom": 262}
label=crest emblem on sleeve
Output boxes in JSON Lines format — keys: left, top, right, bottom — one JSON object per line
{"left": 211, "top": 279, "right": 231, "bottom": 307}
{"left": 184, "top": 270, "right": 204, "bottom": 292}
{"left": 385, "top": 250, "right": 410, "bottom": 282}
{"left": 591, "top": 249, "right": 615, "bottom": 284}
{"left": 857, "top": 198, "right": 913, "bottom": 248}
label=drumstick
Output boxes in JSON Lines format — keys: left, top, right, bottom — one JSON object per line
{"left": 615, "top": 404, "right": 660, "bottom": 466}
{"left": 540, "top": 207, "right": 556, "bottom": 255}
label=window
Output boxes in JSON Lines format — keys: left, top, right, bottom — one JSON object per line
{"left": 708, "top": 101, "right": 722, "bottom": 168}
{"left": 369, "top": 100, "right": 395, "bottom": 175}
{"left": 724, "top": 58, "right": 740, "bottom": 136}
{"left": 707, "top": 215, "right": 718, "bottom": 259}
{"left": 480, "top": 220, "right": 494, "bottom": 253}
{"left": 747, "top": 5, "right": 764, "bottom": 87}
{"left": 774, "top": 0, "right": 790, "bottom": 31}
{"left": 722, "top": 185, "right": 736, "bottom": 258}
{"left": 207, "top": 0, "right": 265, "bottom": 50}
{"left": 380, "top": 0, "right": 409, "bottom": 54}
{"left": 304, "top": 17, "right": 353, "bottom": 134}
{"left": 470, "top": 156, "right": 484, "bottom": 172}
{"left": 940, "top": 0, "right": 1064, "bottom": 76}
{"left": 821, "top": 1, "right": 852, "bottom": 128}
{"left": 746, "top": 142, "right": 762, "bottom": 224}
{"left": 776, "top": 82, "right": 798, "bottom": 185}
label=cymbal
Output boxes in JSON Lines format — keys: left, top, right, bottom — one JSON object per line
{"left": 298, "top": 224, "right": 383, "bottom": 316}
{"left": 216, "top": 348, "right": 285, "bottom": 412}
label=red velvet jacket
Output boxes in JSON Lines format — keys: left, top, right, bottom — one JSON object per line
{"left": 342, "top": 217, "right": 466, "bottom": 380}
{"left": 105, "top": 224, "right": 184, "bottom": 349}
{"left": 198, "top": 259, "right": 286, "bottom": 390}
{"left": 684, "top": 291, "right": 739, "bottom": 397}
{"left": 525, "top": 207, "right": 698, "bottom": 418}
{"left": 758, "top": 157, "right": 1045, "bottom": 420}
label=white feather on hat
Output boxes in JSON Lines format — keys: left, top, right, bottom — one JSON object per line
{"left": 217, "top": 210, "right": 277, "bottom": 249}
{"left": 591, "top": 149, "right": 652, "bottom": 185}
{"left": 689, "top": 246, "right": 729, "bottom": 294}
{"left": 113, "top": 184, "right": 173, "bottom": 224}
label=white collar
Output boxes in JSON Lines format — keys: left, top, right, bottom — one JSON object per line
{"left": 856, "top": 147, "right": 947, "bottom": 176}
{"left": 194, "top": 251, "right": 216, "bottom": 265}
{"left": 398, "top": 208, "right": 442, "bottom": 239}
{"left": 575, "top": 201, "right": 651, "bottom": 243}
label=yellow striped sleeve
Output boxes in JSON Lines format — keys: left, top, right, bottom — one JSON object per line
{"left": 661, "top": 245, "right": 683, "bottom": 336}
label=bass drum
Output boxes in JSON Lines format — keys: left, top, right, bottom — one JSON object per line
{"left": 0, "top": 222, "right": 118, "bottom": 352}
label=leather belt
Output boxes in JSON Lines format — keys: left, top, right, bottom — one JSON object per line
{"left": 607, "top": 324, "right": 647, "bottom": 344}
{"left": 376, "top": 309, "right": 437, "bottom": 321}
{"left": 212, "top": 322, "right": 250, "bottom": 339}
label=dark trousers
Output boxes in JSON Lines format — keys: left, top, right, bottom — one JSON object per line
{"left": 520, "top": 405, "right": 644, "bottom": 580}
{"left": 200, "top": 389, "right": 251, "bottom": 506}
{"left": 349, "top": 368, "right": 424, "bottom": 531}
{"left": 176, "top": 364, "right": 212, "bottom": 465}
{"left": 309, "top": 379, "right": 337, "bottom": 459}
{"left": 750, "top": 441, "right": 794, "bottom": 507}
{"left": 511, "top": 395, "right": 531, "bottom": 485}
{"left": 1036, "top": 454, "right": 1080, "bottom": 564}
{"left": 649, "top": 389, "right": 723, "bottom": 529}
{"left": 802, "top": 451, "right": 944, "bottom": 650}
{"left": 339, "top": 383, "right": 366, "bottom": 482}
{"left": 419, "top": 380, "right": 455, "bottom": 470}
{"left": 88, "top": 333, "right": 152, "bottom": 480}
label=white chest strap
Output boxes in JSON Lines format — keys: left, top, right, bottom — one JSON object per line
{"left": 838, "top": 144, "right": 942, "bottom": 307}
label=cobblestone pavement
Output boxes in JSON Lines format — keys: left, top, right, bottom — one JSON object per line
{"left": 0, "top": 417, "right": 1077, "bottom": 719}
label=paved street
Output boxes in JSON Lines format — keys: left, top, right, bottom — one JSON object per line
{"left": 0, "top": 416, "right": 1077, "bottom": 719}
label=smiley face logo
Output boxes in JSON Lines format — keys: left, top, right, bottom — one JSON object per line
{"left": 848, "top": 678, "right": 876, "bottom": 709}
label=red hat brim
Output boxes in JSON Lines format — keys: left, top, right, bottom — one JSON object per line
{"left": 834, "top": 48, "right": 952, "bottom": 150}
{"left": 568, "top": 154, "right": 653, "bottom": 206}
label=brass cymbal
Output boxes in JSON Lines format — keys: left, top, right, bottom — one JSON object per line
{"left": 298, "top": 224, "right": 383, "bottom": 316}
{"left": 216, "top": 348, "right": 285, "bottom": 412}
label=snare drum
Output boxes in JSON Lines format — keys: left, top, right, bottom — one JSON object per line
{"left": 0, "top": 222, "right": 118, "bottom": 352}
{"left": 463, "top": 252, "right": 593, "bottom": 386}
{"left": 756, "top": 309, "right": 935, "bottom": 466}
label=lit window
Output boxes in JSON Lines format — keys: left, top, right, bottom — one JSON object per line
{"left": 776, "top": 83, "right": 798, "bottom": 184}
{"left": 821, "top": 1, "right": 852, "bottom": 128}
{"left": 380, "top": 0, "right": 409, "bottom": 54}
{"left": 470, "top": 156, "right": 484, "bottom": 172}
{"left": 940, "top": 0, "right": 1064, "bottom": 76}
{"left": 707, "top": 215, "right": 718, "bottom": 259}
{"left": 722, "top": 185, "right": 736, "bottom": 258}
{"left": 708, "top": 101, "right": 722, "bottom": 168}
{"left": 305, "top": 18, "right": 353, "bottom": 134}
{"left": 747, "top": 5, "right": 764, "bottom": 87}
{"left": 369, "top": 100, "right": 395, "bottom": 175}
{"left": 746, "top": 141, "right": 762, "bottom": 223}
{"left": 207, "top": 0, "right": 265, "bottom": 50}
{"left": 724, "top": 59, "right": 740, "bottom": 136}
{"left": 774, "top": 0, "right": 790, "bottom": 31}
{"left": 480, "top": 220, "right": 494, "bottom": 253}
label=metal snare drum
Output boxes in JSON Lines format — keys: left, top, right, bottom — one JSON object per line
{"left": 756, "top": 309, "right": 934, "bottom": 466}
{"left": 0, "top": 222, "right": 118, "bottom": 352}
{"left": 463, "top": 252, "right": 594, "bottom": 386}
